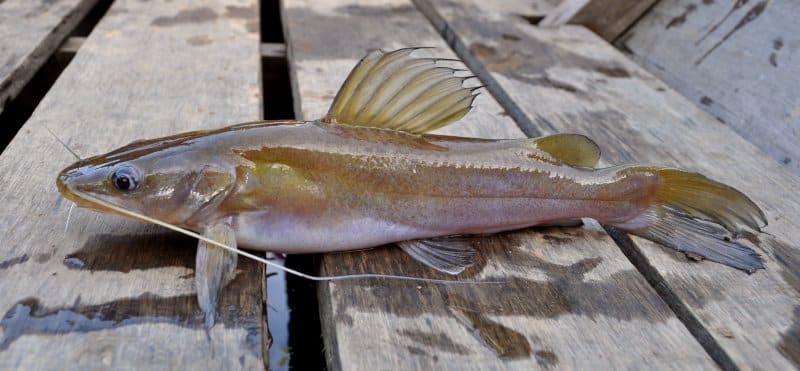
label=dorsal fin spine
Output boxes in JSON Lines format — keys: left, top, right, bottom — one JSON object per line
{"left": 326, "top": 50, "right": 382, "bottom": 123}
{"left": 341, "top": 49, "right": 416, "bottom": 120}
{"left": 372, "top": 68, "right": 458, "bottom": 126}
{"left": 403, "top": 94, "right": 474, "bottom": 132}
{"left": 323, "top": 48, "right": 475, "bottom": 133}
{"left": 416, "top": 94, "right": 476, "bottom": 129}
{"left": 354, "top": 59, "right": 436, "bottom": 124}
{"left": 386, "top": 77, "right": 466, "bottom": 128}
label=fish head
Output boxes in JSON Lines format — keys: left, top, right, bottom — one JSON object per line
{"left": 57, "top": 135, "right": 236, "bottom": 227}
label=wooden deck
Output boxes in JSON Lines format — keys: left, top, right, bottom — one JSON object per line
{"left": 0, "top": 0, "right": 100, "bottom": 115}
{"left": 0, "top": 0, "right": 797, "bottom": 370}
{"left": 617, "top": 0, "right": 800, "bottom": 175}
{"left": 0, "top": 0, "right": 266, "bottom": 368}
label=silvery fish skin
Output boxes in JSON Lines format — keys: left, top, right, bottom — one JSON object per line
{"left": 58, "top": 121, "right": 648, "bottom": 252}
{"left": 55, "top": 48, "right": 769, "bottom": 327}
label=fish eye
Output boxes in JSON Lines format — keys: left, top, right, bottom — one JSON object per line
{"left": 111, "top": 165, "right": 142, "bottom": 192}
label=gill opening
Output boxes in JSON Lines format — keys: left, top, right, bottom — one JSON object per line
{"left": 67, "top": 188, "right": 502, "bottom": 285}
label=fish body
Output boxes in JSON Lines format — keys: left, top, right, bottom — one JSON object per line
{"left": 61, "top": 121, "right": 648, "bottom": 252}
{"left": 56, "top": 48, "right": 768, "bottom": 326}
{"left": 219, "top": 123, "right": 654, "bottom": 253}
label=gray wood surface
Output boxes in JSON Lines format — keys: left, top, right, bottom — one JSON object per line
{"left": 0, "top": 0, "right": 100, "bottom": 115}
{"left": 0, "top": 0, "right": 267, "bottom": 369}
{"left": 461, "top": 0, "right": 562, "bottom": 23}
{"left": 540, "top": 0, "right": 659, "bottom": 41}
{"left": 418, "top": 0, "right": 800, "bottom": 368}
{"left": 617, "top": 0, "right": 800, "bottom": 175}
{"left": 282, "top": 0, "right": 716, "bottom": 369}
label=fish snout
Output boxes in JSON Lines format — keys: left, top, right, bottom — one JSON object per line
{"left": 56, "top": 166, "right": 96, "bottom": 205}
{"left": 57, "top": 166, "right": 80, "bottom": 190}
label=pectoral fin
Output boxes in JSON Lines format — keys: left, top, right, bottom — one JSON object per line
{"left": 195, "top": 220, "right": 238, "bottom": 329}
{"left": 397, "top": 236, "right": 476, "bottom": 275}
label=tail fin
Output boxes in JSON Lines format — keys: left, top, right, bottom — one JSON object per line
{"left": 612, "top": 167, "right": 767, "bottom": 273}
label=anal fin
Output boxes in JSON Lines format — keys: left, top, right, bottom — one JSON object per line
{"left": 397, "top": 236, "right": 476, "bottom": 275}
{"left": 195, "top": 220, "right": 238, "bottom": 329}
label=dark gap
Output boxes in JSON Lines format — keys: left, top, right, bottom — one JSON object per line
{"left": 519, "top": 14, "right": 545, "bottom": 25}
{"left": 0, "top": 49, "right": 71, "bottom": 151}
{"left": 71, "top": 0, "right": 114, "bottom": 37}
{"left": 0, "top": 0, "right": 114, "bottom": 152}
{"left": 262, "top": 0, "right": 285, "bottom": 43}
{"left": 413, "top": 0, "right": 740, "bottom": 369}
{"left": 285, "top": 255, "right": 327, "bottom": 371}
{"left": 608, "top": 0, "right": 661, "bottom": 45}
{"left": 604, "top": 226, "right": 740, "bottom": 371}
{"left": 262, "top": 56, "right": 294, "bottom": 119}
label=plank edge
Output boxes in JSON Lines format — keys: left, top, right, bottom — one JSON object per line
{"left": 0, "top": 0, "right": 101, "bottom": 112}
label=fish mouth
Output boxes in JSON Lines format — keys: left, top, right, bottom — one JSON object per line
{"left": 56, "top": 167, "right": 111, "bottom": 212}
{"left": 56, "top": 169, "right": 85, "bottom": 205}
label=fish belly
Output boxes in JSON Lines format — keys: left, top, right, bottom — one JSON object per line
{"left": 230, "top": 195, "right": 626, "bottom": 254}
{"left": 232, "top": 210, "right": 427, "bottom": 253}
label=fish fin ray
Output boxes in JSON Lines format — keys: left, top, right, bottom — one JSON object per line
{"left": 397, "top": 236, "right": 476, "bottom": 275}
{"left": 322, "top": 48, "right": 474, "bottom": 133}
{"left": 195, "top": 221, "right": 238, "bottom": 329}
{"left": 530, "top": 134, "right": 601, "bottom": 168}
{"left": 618, "top": 207, "right": 764, "bottom": 273}
{"left": 611, "top": 167, "right": 767, "bottom": 273}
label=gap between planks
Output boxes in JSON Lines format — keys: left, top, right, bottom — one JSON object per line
{"left": 604, "top": 226, "right": 739, "bottom": 371}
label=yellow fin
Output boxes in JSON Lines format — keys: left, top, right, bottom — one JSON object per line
{"left": 322, "top": 48, "right": 477, "bottom": 134}
{"left": 611, "top": 166, "right": 767, "bottom": 273}
{"left": 531, "top": 134, "right": 601, "bottom": 168}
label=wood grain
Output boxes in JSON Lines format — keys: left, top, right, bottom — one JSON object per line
{"left": 540, "top": 0, "right": 659, "bottom": 41}
{"left": 418, "top": 0, "right": 800, "bottom": 368}
{"left": 0, "top": 0, "right": 100, "bottom": 114}
{"left": 0, "top": 0, "right": 266, "bottom": 369}
{"left": 617, "top": 0, "right": 800, "bottom": 174}
{"left": 282, "top": 0, "right": 716, "bottom": 369}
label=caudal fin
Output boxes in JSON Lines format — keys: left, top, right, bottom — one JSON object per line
{"left": 612, "top": 167, "right": 767, "bottom": 273}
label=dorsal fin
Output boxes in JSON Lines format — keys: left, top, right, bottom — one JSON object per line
{"left": 321, "top": 48, "right": 477, "bottom": 134}
{"left": 531, "top": 134, "right": 601, "bottom": 168}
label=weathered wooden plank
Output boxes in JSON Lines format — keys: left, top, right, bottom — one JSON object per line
{"left": 466, "top": 0, "right": 563, "bottom": 24}
{"left": 282, "top": 0, "right": 716, "bottom": 369}
{"left": 0, "top": 0, "right": 100, "bottom": 114}
{"left": 540, "top": 0, "right": 658, "bottom": 41}
{"left": 0, "top": 0, "right": 266, "bottom": 369}
{"left": 617, "top": 0, "right": 800, "bottom": 174}
{"left": 418, "top": 0, "right": 800, "bottom": 368}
